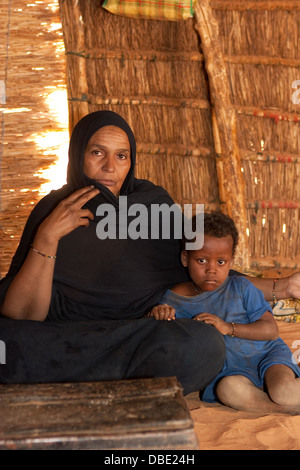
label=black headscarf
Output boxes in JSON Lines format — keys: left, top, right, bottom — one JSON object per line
{"left": 66, "top": 110, "right": 165, "bottom": 210}
{"left": 67, "top": 111, "right": 135, "bottom": 203}
{"left": 0, "top": 111, "right": 188, "bottom": 320}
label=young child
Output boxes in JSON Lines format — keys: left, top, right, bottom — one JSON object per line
{"left": 150, "top": 212, "right": 300, "bottom": 414}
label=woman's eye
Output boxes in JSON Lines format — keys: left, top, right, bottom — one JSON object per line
{"left": 118, "top": 153, "right": 128, "bottom": 160}
{"left": 91, "top": 149, "right": 103, "bottom": 156}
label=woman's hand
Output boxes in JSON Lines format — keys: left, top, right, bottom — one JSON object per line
{"left": 0, "top": 186, "right": 100, "bottom": 321}
{"left": 245, "top": 272, "right": 300, "bottom": 302}
{"left": 193, "top": 312, "right": 230, "bottom": 335}
{"left": 149, "top": 304, "right": 176, "bottom": 321}
{"left": 36, "top": 186, "right": 100, "bottom": 245}
{"left": 285, "top": 272, "right": 300, "bottom": 299}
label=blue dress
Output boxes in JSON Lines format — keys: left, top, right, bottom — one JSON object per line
{"left": 160, "top": 275, "right": 300, "bottom": 403}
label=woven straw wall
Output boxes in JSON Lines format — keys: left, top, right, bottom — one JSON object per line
{"left": 0, "top": 0, "right": 68, "bottom": 278}
{"left": 211, "top": 0, "right": 300, "bottom": 270}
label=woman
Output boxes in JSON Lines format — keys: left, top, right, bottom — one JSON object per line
{"left": 0, "top": 110, "right": 226, "bottom": 392}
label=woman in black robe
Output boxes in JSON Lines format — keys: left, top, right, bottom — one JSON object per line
{"left": 0, "top": 110, "right": 227, "bottom": 393}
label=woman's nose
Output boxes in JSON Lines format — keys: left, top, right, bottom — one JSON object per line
{"left": 102, "top": 155, "right": 115, "bottom": 173}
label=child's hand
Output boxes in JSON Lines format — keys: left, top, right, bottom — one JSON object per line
{"left": 193, "top": 312, "right": 231, "bottom": 335}
{"left": 149, "top": 304, "right": 176, "bottom": 321}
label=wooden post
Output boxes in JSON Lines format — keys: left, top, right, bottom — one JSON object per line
{"left": 59, "top": 0, "right": 89, "bottom": 132}
{"left": 194, "top": 0, "right": 249, "bottom": 269}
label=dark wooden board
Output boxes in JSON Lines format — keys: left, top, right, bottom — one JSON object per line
{"left": 0, "top": 377, "right": 199, "bottom": 450}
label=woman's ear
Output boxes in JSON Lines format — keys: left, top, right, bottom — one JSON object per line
{"left": 181, "top": 250, "right": 188, "bottom": 267}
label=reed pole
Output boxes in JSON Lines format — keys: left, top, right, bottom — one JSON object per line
{"left": 194, "top": 0, "right": 249, "bottom": 269}
{"left": 59, "top": 0, "right": 89, "bottom": 132}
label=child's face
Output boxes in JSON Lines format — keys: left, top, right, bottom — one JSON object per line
{"left": 181, "top": 235, "right": 234, "bottom": 291}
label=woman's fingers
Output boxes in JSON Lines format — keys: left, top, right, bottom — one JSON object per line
{"left": 67, "top": 185, "right": 100, "bottom": 207}
{"left": 37, "top": 186, "right": 100, "bottom": 243}
{"left": 57, "top": 186, "right": 99, "bottom": 224}
{"left": 80, "top": 208, "right": 95, "bottom": 221}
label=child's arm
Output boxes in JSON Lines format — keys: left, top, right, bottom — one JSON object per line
{"left": 194, "top": 311, "right": 279, "bottom": 341}
{"left": 148, "top": 304, "right": 176, "bottom": 321}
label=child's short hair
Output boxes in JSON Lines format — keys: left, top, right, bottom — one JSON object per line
{"left": 183, "top": 211, "right": 239, "bottom": 255}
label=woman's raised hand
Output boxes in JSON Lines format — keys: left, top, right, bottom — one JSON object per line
{"left": 1, "top": 186, "right": 100, "bottom": 320}
{"left": 148, "top": 304, "right": 176, "bottom": 321}
{"left": 36, "top": 186, "right": 100, "bottom": 245}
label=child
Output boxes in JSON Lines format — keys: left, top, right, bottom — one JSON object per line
{"left": 149, "top": 212, "right": 300, "bottom": 414}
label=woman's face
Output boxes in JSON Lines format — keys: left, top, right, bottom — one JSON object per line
{"left": 84, "top": 125, "right": 131, "bottom": 197}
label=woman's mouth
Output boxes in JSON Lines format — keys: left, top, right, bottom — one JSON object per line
{"left": 97, "top": 179, "right": 116, "bottom": 186}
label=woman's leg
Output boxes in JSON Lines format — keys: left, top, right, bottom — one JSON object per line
{"left": 128, "top": 319, "right": 226, "bottom": 395}
{"left": 216, "top": 374, "right": 300, "bottom": 414}
{"left": 0, "top": 317, "right": 225, "bottom": 395}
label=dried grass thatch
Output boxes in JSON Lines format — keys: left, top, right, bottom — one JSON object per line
{"left": 211, "top": 0, "right": 300, "bottom": 270}
{"left": 0, "top": 0, "right": 67, "bottom": 277}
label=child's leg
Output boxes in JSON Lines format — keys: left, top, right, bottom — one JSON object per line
{"left": 264, "top": 364, "right": 300, "bottom": 406}
{"left": 216, "top": 374, "right": 300, "bottom": 414}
